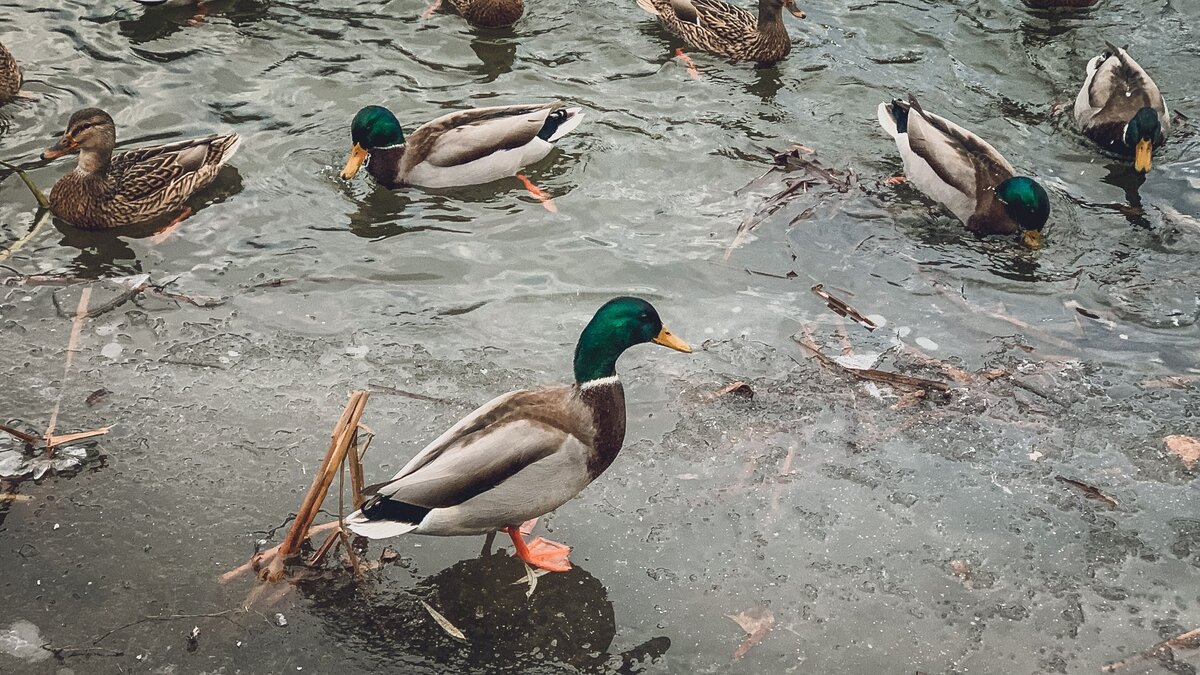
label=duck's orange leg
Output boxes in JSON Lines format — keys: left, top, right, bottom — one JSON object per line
{"left": 422, "top": 0, "right": 443, "bottom": 19}
{"left": 504, "top": 526, "right": 572, "bottom": 572}
{"left": 187, "top": 1, "right": 209, "bottom": 26}
{"left": 674, "top": 49, "right": 700, "bottom": 80}
{"left": 149, "top": 207, "right": 193, "bottom": 246}
{"left": 885, "top": 175, "right": 906, "bottom": 185}
{"left": 516, "top": 173, "right": 557, "bottom": 212}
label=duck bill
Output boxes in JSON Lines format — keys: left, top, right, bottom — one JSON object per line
{"left": 41, "top": 137, "right": 79, "bottom": 161}
{"left": 1022, "top": 230, "right": 1042, "bottom": 250}
{"left": 785, "top": 0, "right": 806, "bottom": 18}
{"left": 652, "top": 326, "right": 692, "bottom": 353}
{"left": 341, "top": 144, "right": 368, "bottom": 179}
{"left": 1133, "top": 139, "right": 1153, "bottom": 173}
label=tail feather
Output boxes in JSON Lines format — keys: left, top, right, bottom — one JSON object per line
{"left": 214, "top": 133, "right": 241, "bottom": 167}
{"left": 877, "top": 100, "right": 909, "bottom": 138}
{"left": 539, "top": 107, "right": 584, "bottom": 143}
{"left": 635, "top": 0, "right": 659, "bottom": 15}
{"left": 345, "top": 510, "right": 420, "bottom": 539}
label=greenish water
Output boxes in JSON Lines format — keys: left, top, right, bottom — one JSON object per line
{"left": 1, "top": 0, "right": 1198, "bottom": 673}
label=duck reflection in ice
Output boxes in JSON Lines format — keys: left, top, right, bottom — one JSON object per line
{"left": 300, "top": 551, "right": 671, "bottom": 673}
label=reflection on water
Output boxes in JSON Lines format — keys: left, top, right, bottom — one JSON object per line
{"left": 302, "top": 551, "right": 670, "bottom": 673}
{"left": 469, "top": 34, "right": 518, "bottom": 82}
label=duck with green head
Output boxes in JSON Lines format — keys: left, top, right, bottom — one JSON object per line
{"left": 1075, "top": 43, "right": 1169, "bottom": 173}
{"left": 341, "top": 101, "right": 583, "bottom": 189}
{"left": 346, "top": 297, "right": 691, "bottom": 572}
{"left": 878, "top": 96, "right": 1050, "bottom": 249}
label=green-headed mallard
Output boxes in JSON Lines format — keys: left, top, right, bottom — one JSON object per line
{"left": 345, "top": 296, "right": 692, "bottom": 572}
{"left": 1074, "top": 43, "right": 1169, "bottom": 173}
{"left": 0, "top": 41, "right": 23, "bottom": 104}
{"left": 341, "top": 102, "right": 583, "bottom": 189}
{"left": 878, "top": 97, "right": 1050, "bottom": 249}
{"left": 634, "top": 0, "right": 806, "bottom": 66}
{"left": 40, "top": 108, "right": 241, "bottom": 230}
{"left": 444, "top": 0, "right": 524, "bottom": 28}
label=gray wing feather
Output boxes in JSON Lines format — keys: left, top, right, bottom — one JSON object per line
{"left": 379, "top": 419, "right": 565, "bottom": 508}
{"left": 409, "top": 104, "right": 558, "bottom": 168}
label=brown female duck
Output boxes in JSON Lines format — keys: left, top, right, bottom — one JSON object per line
{"left": 448, "top": 0, "right": 523, "bottom": 28}
{"left": 0, "top": 42, "right": 23, "bottom": 103}
{"left": 40, "top": 108, "right": 240, "bottom": 230}
{"left": 635, "top": 0, "right": 806, "bottom": 65}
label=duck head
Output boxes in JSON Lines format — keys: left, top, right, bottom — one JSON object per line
{"left": 1124, "top": 106, "right": 1162, "bottom": 173}
{"left": 42, "top": 108, "right": 117, "bottom": 170}
{"left": 573, "top": 297, "right": 691, "bottom": 384}
{"left": 342, "top": 105, "right": 405, "bottom": 180}
{"left": 996, "top": 176, "right": 1050, "bottom": 249}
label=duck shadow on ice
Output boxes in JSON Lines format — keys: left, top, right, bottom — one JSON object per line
{"left": 299, "top": 550, "right": 671, "bottom": 673}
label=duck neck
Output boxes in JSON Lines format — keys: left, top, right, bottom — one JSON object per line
{"left": 577, "top": 376, "right": 627, "bottom": 478}
{"left": 366, "top": 145, "right": 405, "bottom": 187}
{"left": 76, "top": 147, "right": 112, "bottom": 175}
{"left": 758, "top": 0, "right": 785, "bottom": 29}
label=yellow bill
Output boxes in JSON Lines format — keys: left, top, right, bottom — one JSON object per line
{"left": 1133, "top": 138, "right": 1153, "bottom": 173}
{"left": 1022, "top": 230, "right": 1042, "bottom": 250}
{"left": 341, "top": 143, "right": 369, "bottom": 180}
{"left": 653, "top": 326, "right": 692, "bottom": 353}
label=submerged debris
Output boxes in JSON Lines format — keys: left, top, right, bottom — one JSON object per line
{"left": 1055, "top": 475, "right": 1119, "bottom": 509}
{"left": 725, "top": 607, "right": 774, "bottom": 659}
{"left": 1164, "top": 435, "right": 1200, "bottom": 470}
{"left": 711, "top": 381, "right": 754, "bottom": 400}
{"left": 1102, "top": 627, "right": 1200, "bottom": 672}
{"left": 420, "top": 600, "right": 467, "bottom": 642}
{"left": 811, "top": 284, "right": 878, "bottom": 331}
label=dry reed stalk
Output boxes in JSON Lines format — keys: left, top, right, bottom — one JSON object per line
{"left": 220, "top": 391, "right": 370, "bottom": 584}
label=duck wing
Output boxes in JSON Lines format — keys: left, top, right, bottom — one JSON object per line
{"left": 111, "top": 134, "right": 240, "bottom": 203}
{"left": 404, "top": 103, "right": 565, "bottom": 170}
{"left": 1080, "top": 43, "right": 1168, "bottom": 131}
{"left": 903, "top": 97, "right": 1014, "bottom": 199}
{"left": 359, "top": 387, "right": 592, "bottom": 513}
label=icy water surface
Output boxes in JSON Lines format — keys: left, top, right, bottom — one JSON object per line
{"left": 2, "top": 0, "right": 1199, "bottom": 672}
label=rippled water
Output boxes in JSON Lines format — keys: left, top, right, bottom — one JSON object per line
{"left": 2, "top": 0, "right": 1199, "bottom": 673}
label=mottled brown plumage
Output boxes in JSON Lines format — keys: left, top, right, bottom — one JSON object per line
{"left": 635, "top": 0, "right": 805, "bottom": 65}
{"left": 448, "top": 0, "right": 523, "bottom": 28}
{"left": 41, "top": 108, "right": 240, "bottom": 230}
{"left": 0, "top": 42, "right": 22, "bottom": 103}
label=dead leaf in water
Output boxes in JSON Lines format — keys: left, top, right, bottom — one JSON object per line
{"left": 1165, "top": 435, "right": 1200, "bottom": 470}
{"left": 725, "top": 607, "right": 774, "bottom": 659}
{"left": 712, "top": 381, "right": 754, "bottom": 400}
{"left": 419, "top": 600, "right": 467, "bottom": 642}
{"left": 1055, "top": 475, "right": 1118, "bottom": 509}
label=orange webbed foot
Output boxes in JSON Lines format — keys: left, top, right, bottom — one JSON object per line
{"left": 505, "top": 527, "right": 572, "bottom": 572}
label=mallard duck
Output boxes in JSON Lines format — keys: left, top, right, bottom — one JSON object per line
{"left": 40, "top": 108, "right": 240, "bottom": 230}
{"left": 340, "top": 102, "right": 583, "bottom": 189}
{"left": 634, "top": 0, "right": 806, "bottom": 65}
{"left": 878, "top": 97, "right": 1050, "bottom": 249}
{"left": 1074, "top": 43, "right": 1169, "bottom": 173}
{"left": 346, "top": 296, "right": 692, "bottom": 572}
{"left": 0, "top": 42, "right": 23, "bottom": 104}
{"left": 445, "top": 0, "right": 523, "bottom": 28}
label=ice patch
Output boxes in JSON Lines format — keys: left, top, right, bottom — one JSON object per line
{"left": 0, "top": 620, "right": 50, "bottom": 663}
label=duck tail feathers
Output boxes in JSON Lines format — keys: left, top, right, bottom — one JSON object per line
{"left": 635, "top": 0, "right": 658, "bottom": 15}
{"left": 539, "top": 107, "right": 584, "bottom": 142}
{"left": 877, "top": 99, "right": 909, "bottom": 137}
{"left": 344, "top": 510, "right": 420, "bottom": 539}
